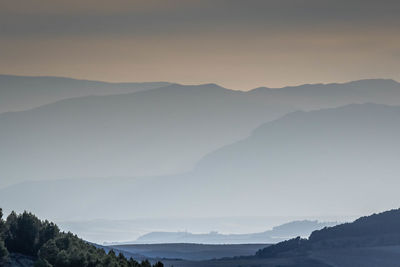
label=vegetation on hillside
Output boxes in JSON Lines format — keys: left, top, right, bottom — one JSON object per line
{"left": 256, "top": 208, "right": 400, "bottom": 258}
{"left": 0, "top": 208, "right": 163, "bottom": 267}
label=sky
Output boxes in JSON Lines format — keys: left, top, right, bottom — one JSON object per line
{"left": 1, "top": 0, "right": 400, "bottom": 90}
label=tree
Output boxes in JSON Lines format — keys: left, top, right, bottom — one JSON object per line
{"left": 38, "top": 239, "right": 59, "bottom": 265}
{"left": 0, "top": 208, "right": 9, "bottom": 265}
{"left": 141, "top": 260, "right": 151, "bottom": 267}
{"left": 39, "top": 220, "right": 60, "bottom": 248}
{"left": 153, "top": 261, "right": 164, "bottom": 267}
{"left": 34, "top": 258, "right": 53, "bottom": 267}
{"left": 0, "top": 240, "right": 9, "bottom": 265}
{"left": 5, "top": 211, "right": 42, "bottom": 256}
{"left": 0, "top": 208, "right": 5, "bottom": 239}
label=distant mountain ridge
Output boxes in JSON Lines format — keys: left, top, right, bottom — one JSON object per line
{"left": 2, "top": 75, "right": 399, "bottom": 114}
{"left": 0, "top": 74, "right": 172, "bottom": 113}
{"left": 119, "top": 220, "right": 337, "bottom": 244}
{"left": 1, "top": 78, "right": 400, "bottom": 186}
{"left": 0, "top": 82, "right": 290, "bottom": 186}
{"left": 249, "top": 78, "right": 400, "bottom": 112}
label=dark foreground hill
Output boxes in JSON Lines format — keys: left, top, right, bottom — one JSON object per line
{"left": 255, "top": 208, "right": 400, "bottom": 267}
{"left": 160, "top": 209, "right": 400, "bottom": 267}
{"left": 0, "top": 208, "right": 163, "bottom": 267}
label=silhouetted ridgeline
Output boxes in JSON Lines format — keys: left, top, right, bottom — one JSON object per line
{"left": 1, "top": 77, "right": 400, "bottom": 187}
{"left": 256, "top": 208, "right": 400, "bottom": 258}
{"left": 130, "top": 220, "right": 337, "bottom": 244}
{"left": 0, "top": 74, "right": 171, "bottom": 113}
{"left": 0, "top": 208, "right": 163, "bottom": 267}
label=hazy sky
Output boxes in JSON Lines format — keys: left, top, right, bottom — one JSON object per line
{"left": 1, "top": 0, "right": 399, "bottom": 89}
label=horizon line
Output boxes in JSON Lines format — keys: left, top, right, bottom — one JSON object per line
{"left": 0, "top": 73, "right": 398, "bottom": 92}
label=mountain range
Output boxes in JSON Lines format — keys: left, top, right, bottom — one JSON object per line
{"left": 123, "top": 220, "right": 338, "bottom": 244}
{"left": 0, "top": 82, "right": 290, "bottom": 185}
{"left": 0, "top": 74, "right": 171, "bottom": 113}
{"left": 0, "top": 76, "right": 399, "bottom": 187}
{"left": 1, "top": 101, "right": 399, "bottom": 220}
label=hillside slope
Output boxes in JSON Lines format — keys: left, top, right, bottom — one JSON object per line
{"left": 255, "top": 209, "right": 400, "bottom": 267}
{"left": 0, "top": 83, "right": 290, "bottom": 186}
{"left": 1, "top": 103, "right": 399, "bottom": 220}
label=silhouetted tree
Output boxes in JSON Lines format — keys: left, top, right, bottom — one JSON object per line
{"left": 0, "top": 208, "right": 8, "bottom": 264}
{"left": 4, "top": 211, "right": 58, "bottom": 256}
{"left": 153, "top": 261, "right": 164, "bottom": 267}
{"left": 0, "top": 208, "right": 4, "bottom": 234}
{"left": 141, "top": 260, "right": 151, "bottom": 267}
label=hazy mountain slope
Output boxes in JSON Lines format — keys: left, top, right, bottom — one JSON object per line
{"left": 131, "top": 221, "right": 337, "bottom": 244}
{"left": 0, "top": 74, "right": 171, "bottom": 113}
{"left": 195, "top": 102, "right": 400, "bottom": 173}
{"left": 187, "top": 103, "right": 400, "bottom": 215}
{"left": 58, "top": 217, "right": 340, "bottom": 244}
{"left": 251, "top": 79, "right": 400, "bottom": 109}
{"left": 1, "top": 79, "right": 400, "bottom": 186}
{"left": 0, "top": 83, "right": 291, "bottom": 186}
{"left": 1, "top": 103, "right": 399, "bottom": 220}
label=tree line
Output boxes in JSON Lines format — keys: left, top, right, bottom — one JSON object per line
{"left": 0, "top": 208, "right": 163, "bottom": 267}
